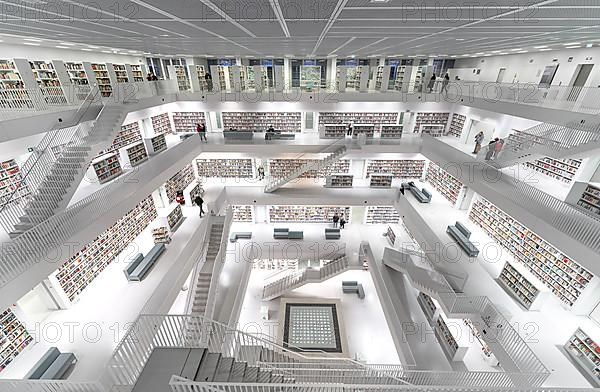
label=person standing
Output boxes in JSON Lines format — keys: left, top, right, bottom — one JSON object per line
{"left": 196, "top": 122, "right": 207, "bottom": 142}
{"left": 473, "top": 131, "right": 484, "bottom": 154}
{"left": 194, "top": 195, "right": 204, "bottom": 217}
{"left": 427, "top": 74, "right": 436, "bottom": 93}
{"left": 257, "top": 166, "right": 265, "bottom": 180}
{"left": 205, "top": 73, "right": 213, "bottom": 91}
{"left": 485, "top": 139, "right": 497, "bottom": 160}
{"left": 332, "top": 212, "right": 339, "bottom": 228}
{"left": 340, "top": 215, "right": 346, "bottom": 229}
{"left": 441, "top": 73, "right": 450, "bottom": 94}
{"left": 346, "top": 122, "right": 353, "bottom": 137}
{"left": 494, "top": 138, "right": 504, "bottom": 159}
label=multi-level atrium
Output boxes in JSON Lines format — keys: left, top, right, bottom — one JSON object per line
{"left": 1, "top": 1, "right": 600, "bottom": 391}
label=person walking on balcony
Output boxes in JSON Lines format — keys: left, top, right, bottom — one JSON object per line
{"left": 485, "top": 138, "right": 498, "bottom": 160}
{"left": 340, "top": 215, "right": 346, "bottom": 229}
{"left": 333, "top": 213, "right": 340, "bottom": 228}
{"left": 493, "top": 138, "right": 505, "bottom": 159}
{"left": 427, "top": 74, "right": 436, "bottom": 93}
{"left": 441, "top": 73, "right": 450, "bottom": 94}
{"left": 196, "top": 122, "right": 207, "bottom": 142}
{"left": 194, "top": 195, "right": 205, "bottom": 217}
{"left": 473, "top": 131, "right": 484, "bottom": 154}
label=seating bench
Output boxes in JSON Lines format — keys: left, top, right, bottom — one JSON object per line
{"left": 266, "top": 133, "right": 295, "bottom": 140}
{"left": 408, "top": 184, "right": 432, "bottom": 203}
{"left": 26, "top": 347, "right": 77, "bottom": 380}
{"left": 274, "top": 228, "right": 289, "bottom": 239}
{"left": 230, "top": 232, "right": 252, "bottom": 242}
{"left": 223, "top": 131, "right": 254, "bottom": 141}
{"left": 447, "top": 221, "right": 479, "bottom": 257}
{"left": 325, "top": 228, "right": 341, "bottom": 240}
{"left": 128, "top": 244, "right": 166, "bottom": 281}
{"left": 342, "top": 281, "right": 365, "bottom": 299}
{"left": 124, "top": 253, "right": 144, "bottom": 280}
{"left": 288, "top": 231, "right": 304, "bottom": 239}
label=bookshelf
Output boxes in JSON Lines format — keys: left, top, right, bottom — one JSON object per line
{"left": 366, "top": 206, "right": 399, "bottom": 224}
{"left": 194, "top": 65, "right": 207, "bottom": 89}
{"left": 92, "top": 153, "right": 123, "bottom": 184}
{"left": 394, "top": 66, "right": 407, "bottom": 91}
{"left": 498, "top": 261, "right": 541, "bottom": 310}
{"left": 233, "top": 205, "right": 253, "bottom": 222}
{"left": 99, "top": 122, "right": 142, "bottom": 155}
{"left": 352, "top": 124, "right": 375, "bottom": 138}
{"left": 172, "top": 112, "right": 206, "bottom": 133}
{"left": 165, "top": 163, "right": 195, "bottom": 202}
{"left": 413, "top": 112, "right": 450, "bottom": 134}
{"left": 564, "top": 328, "right": 600, "bottom": 385}
{"left": 434, "top": 315, "right": 464, "bottom": 361}
{"left": 386, "top": 225, "right": 397, "bottom": 246}
{"left": 152, "top": 227, "right": 171, "bottom": 244}
{"left": 29, "top": 60, "right": 67, "bottom": 104}
{"left": 300, "top": 66, "right": 320, "bottom": 90}
{"left": 416, "top": 292, "right": 440, "bottom": 325}
{"left": 151, "top": 113, "right": 173, "bottom": 135}
{"left": 65, "top": 62, "right": 89, "bottom": 86}
{"left": 380, "top": 124, "right": 404, "bottom": 138}
{"left": 268, "top": 206, "right": 351, "bottom": 223}
{"left": 112, "top": 64, "right": 129, "bottom": 83}
{"left": 188, "top": 182, "right": 203, "bottom": 203}
{"left": 175, "top": 65, "right": 190, "bottom": 91}
{"left": 375, "top": 66, "right": 384, "bottom": 90}
{"left": 318, "top": 112, "right": 399, "bottom": 127}
{"left": 0, "top": 159, "right": 30, "bottom": 206}
{"left": 196, "top": 159, "right": 254, "bottom": 178}
{"left": 167, "top": 204, "right": 184, "bottom": 231}
{"left": 0, "top": 308, "right": 33, "bottom": 373}
{"left": 366, "top": 160, "right": 425, "bottom": 179}
{"left": 413, "top": 66, "right": 425, "bottom": 92}
{"left": 268, "top": 159, "right": 350, "bottom": 179}
{"left": 91, "top": 63, "right": 112, "bottom": 97}
{"left": 217, "top": 65, "right": 227, "bottom": 90}
{"left": 221, "top": 112, "right": 301, "bottom": 133}
{"left": 463, "top": 318, "right": 497, "bottom": 365}
{"left": 469, "top": 197, "right": 594, "bottom": 307}
{"left": 524, "top": 157, "right": 582, "bottom": 183}
{"left": 325, "top": 174, "right": 353, "bottom": 188}
{"left": 425, "top": 162, "right": 465, "bottom": 205}
{"left": 448, "top": 113, "right": 466, "bottom": 138}
{"left": 0, "top": 59, "right": 32, "bottom": 109}
{"left": 121, "top": 142, "right": 148, "bottom": 168}
{"left": 578, "top": 184, "right": 600, "bottom": 216}
{"left": 508, "top": 129, "right": 561, "bottom": 150}
{"left": 56, "top": 196, "right": 157, "bottom": 301}
{"left": 369, "top": 174, "right": 393, "bottom": 188}
{"left": 145, "top": 133, "right": 167, "bottom": 154}
{"left": 253, "top": 258, "right": 298, "bottom": 271}
{"left": 130, "top": 64, "right": 144, "bottom": 82}
{"left": 320, "top": 124, "right": 347, "bottom": 139}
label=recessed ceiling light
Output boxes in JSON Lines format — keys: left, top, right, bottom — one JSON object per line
{"left": 539, "top": 48, "right": 552, "bottom": 51}
{"left": 499, "top": 52, "right": 509, "bottom": 55}
{"left": 160, "top": 34, "right": 169, "bottom": 37}
{"left": 60, "top": 42, "right": 75, "bottom": 46}
{"left": 24, "top": 38, "right": 42, "bottom": 42}
{"left": 566, "top": 46, "right": 581, "bottom": 49}
{"left": 510, "top": 48, "right": 522, "bottom": 51}
{"left": 483, "top": 54, "right": 492, "bottom": 57}
{"left": 517, "top": 50, "right": 528, "bottom": 53}
{"left": 534, "top": 46, "right": 548, "bottom": 49}
{"left": 475, "top": 52, "right": 484, "bottom": 55}
{"left": 55, "top": 45, "right": 69, "bottom": 49}
{"left": 450, "top": 55, "right": 457, "bottom": 58}
{"left": 23, "top": 42, "right": 40, "bottom": 46}
{"left": 88, "top": 45, "right": 100, "bottom": 49}
{"left": 81, "top": 48, "right": 92, "bottom": 51}
{"left": 101, "top": 50, "right": 111, "bottom": 53}
{"left": 462, "top": 54, "right": 471, "bottom": 57}
{"left": 563, "top": 42, "right": 580, "bottom": 45}
{"left": 491, "top": 50, "right": 501, "bottom": 53}
{"left": 586, "top": 43, "right": 593, "bottom": 48}
{"left": 370, "top": 0, "right": 391, "bottom": 3}
{"left": 456, "top": 38, "right": 465, "bottom": 41}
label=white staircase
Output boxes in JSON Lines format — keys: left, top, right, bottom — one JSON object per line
{"left": 264, "top": 145, "right": 347, "bottom": 193}
{"left": 479, "top": 122, "right": 600, "bottom": 168}
{"left": 191, "top": 219, "right": 225, "bottom": 316}
{"left": 262, "top": 255, "right": 350, "bottom": 300}
{"left": 3, "top": 103, "right": 128, "bottom": 237}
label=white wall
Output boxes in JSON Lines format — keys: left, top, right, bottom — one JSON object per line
{"left": 453, "top": 47, "right": 600, "bottom": 87}
{"left": 0, "top": 43, "right": 144, "bottom": 65}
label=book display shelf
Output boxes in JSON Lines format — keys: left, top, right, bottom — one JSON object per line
{"left": 463, "top": 318, "right": 498, "bottom": 365}
{"left": 56, "top": 196, "right": 157, "bottom": 301}
{"left": 268, "top": 159, "right": 350, "bottom": 179}
{"left": 380, "top": 124, "right": 404, "bottom": 138}
{"left": 498, "top": 261, "right": 541, "bottom": 310}
{"left": 188, "top": 182, "right": 203, "bottom": 203}
{"left": 175, "top": 65, "right": 190, "bottom": 91}
{"left": 172, "top": 112, "right": 206, "bottom": 133}
{"left": 435, "top": 314, "right": 463, "bottom": 361}
{"left": 0, "top": 308, "right": 33, "bottom": 373}
{"left": 268, "top": 206, "right": 351, "bottom": 223}
{"left": 91, "top": 63, "right": 112, "bottom": 97}
{"left": 122, "top": 142, "right": 149, "bottom": 167}
{"left": 151, "top": 113, "right": 173, "bottom": 135}
{"left": 413, "top": 66, "right": 425, "bottom": 92}
{"left": 0, "top": 159, "right": 30, "bottom": 206}
{"left": 65, "top": 62, "right": 89, "bottom": 86}
{"left": 417, "top": 292, "right": 440, "bottom": 325}
{"left": 394, "top": 66, "right": 407, "bottom": 91}
{"left": 325, "top": 174, "right": 354, "bottom": 188}
{"left": 508, "top": 129, "right": 561, "bottom": 150}
{"left": 469, "top": 197, "right": 594, "bottom": 307}
{"left": 365, "top": 160, "right": 426, "bottom": 179}
{"left": 425, "top": 162, "right": 465, "bottom": 205}
{"left": 578, "top": 184, "right": 600, "bottom": 216}
{"left": 365, "top": 206, "right": 400, "bottom": 224}
{"left": 413, "top": 112, "right": 450, "bottom": 134}
{"left": 167, "top": 204, "right": 184, "bottom": 231}
{"left": 233, "top": 205, "right": 253, "bottom": 222}
{"left": 196, "top": 159, "right": 254, "bottom": 178}
{"left": 386, "top": 225, "right": 397, "bottom": 246}
{"left": 93, "top": 153, "right": 123, "bottom": 184}
{"left": 217, "top": 66, "right": 227, "bottom": 90}
{"left": 564, "top": 328, "right": 600, "bottom": 385}
{"left": 165, "top": 163, "right": 195, "bottom": 202}
{"left": 375, "top": 66, "right": 384, "bottom": 90}
{"left": 369, "top": 174, "right": 393, "bottom": 188}
{"left": 99, "top": 122, "right": 142, "bottom": 155}
{"left": 130, "top": 64, "right": 144, "bottom": 82}
{"left": 253, "top": 258, "right": 299, "bottom": 271}
{"left": 222, "top": 112, "right": 301, "bottom": 133}
{"left": 152, "top": 227, "right": 171, "bottom": 244}
{"left": 524, "top": 157, "right": 582, "bottom": 183}
{"left": 320, "top": 124, "right": 347, "bottom": 139}
{"left": 0, "top": 60, "right": 32, "bottom": 109}
{"left": 352, "top": 124, "right": 375, "bottom": 138}
{"left": 193, "top": 65, "right": 207, "bottom": 89}
{"left": 113, "top": 64, "right": 128, "bottom": 83}
{"left": 448, "top": 113, "right": 466, "bottom": 137}
{"left": 29, "top": 60, "right": 67, "bottom": 104}
{"left": 318, "top": 112, "right": 399, "bottom": 127}
{"left": 149, "top": 134, "right": 167, "bottom": 154}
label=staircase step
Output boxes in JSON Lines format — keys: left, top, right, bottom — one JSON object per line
{"left": 181, "top": 348, "right": 206, "bottom": 380}
{"left": 257, "top": 370, "right": 271, "bottom": 383}
{"left": 271, "top": 374, "right": 284, "bottom": 383}
{"left": 229, "top": 362, "right": 246, "bottom": 382}
{"left": 213, "top": 357, "right": 234, "bottom": 382}
{"left": 260, "top": 348, "right": 273, "bottom": 362}
{"left": 194, "top": 352, "right": 221, "bottom": 382}
{"left": 243, "top": 366, "right": 259, "bottom": 382}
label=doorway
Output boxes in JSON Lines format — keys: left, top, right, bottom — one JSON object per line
{"left": 496, "top": 68, "right": 506, "bottom": 83}
{"left": 568, "top": 64, "right": 593, "bottom": 101}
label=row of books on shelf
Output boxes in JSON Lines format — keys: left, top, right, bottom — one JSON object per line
{"left": 425, "top": 162, "right": 464, "bottom": 205}
{"left": 165, "top": 164, "right": 195, "bottom": 202}
{"left": 196, "top": 159, "right": 254, "bottom": 178}
{"left": 268, "top": 206, "right": 351, "bottom": 223}
{"left": 222, "top": 112, "right": 301, "bottom": 133}
{"left": 577, "top": 184, "right": 600, "bottom": 217}
{"left": 0, "top": 308, "right": 33, "bottom": 373}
